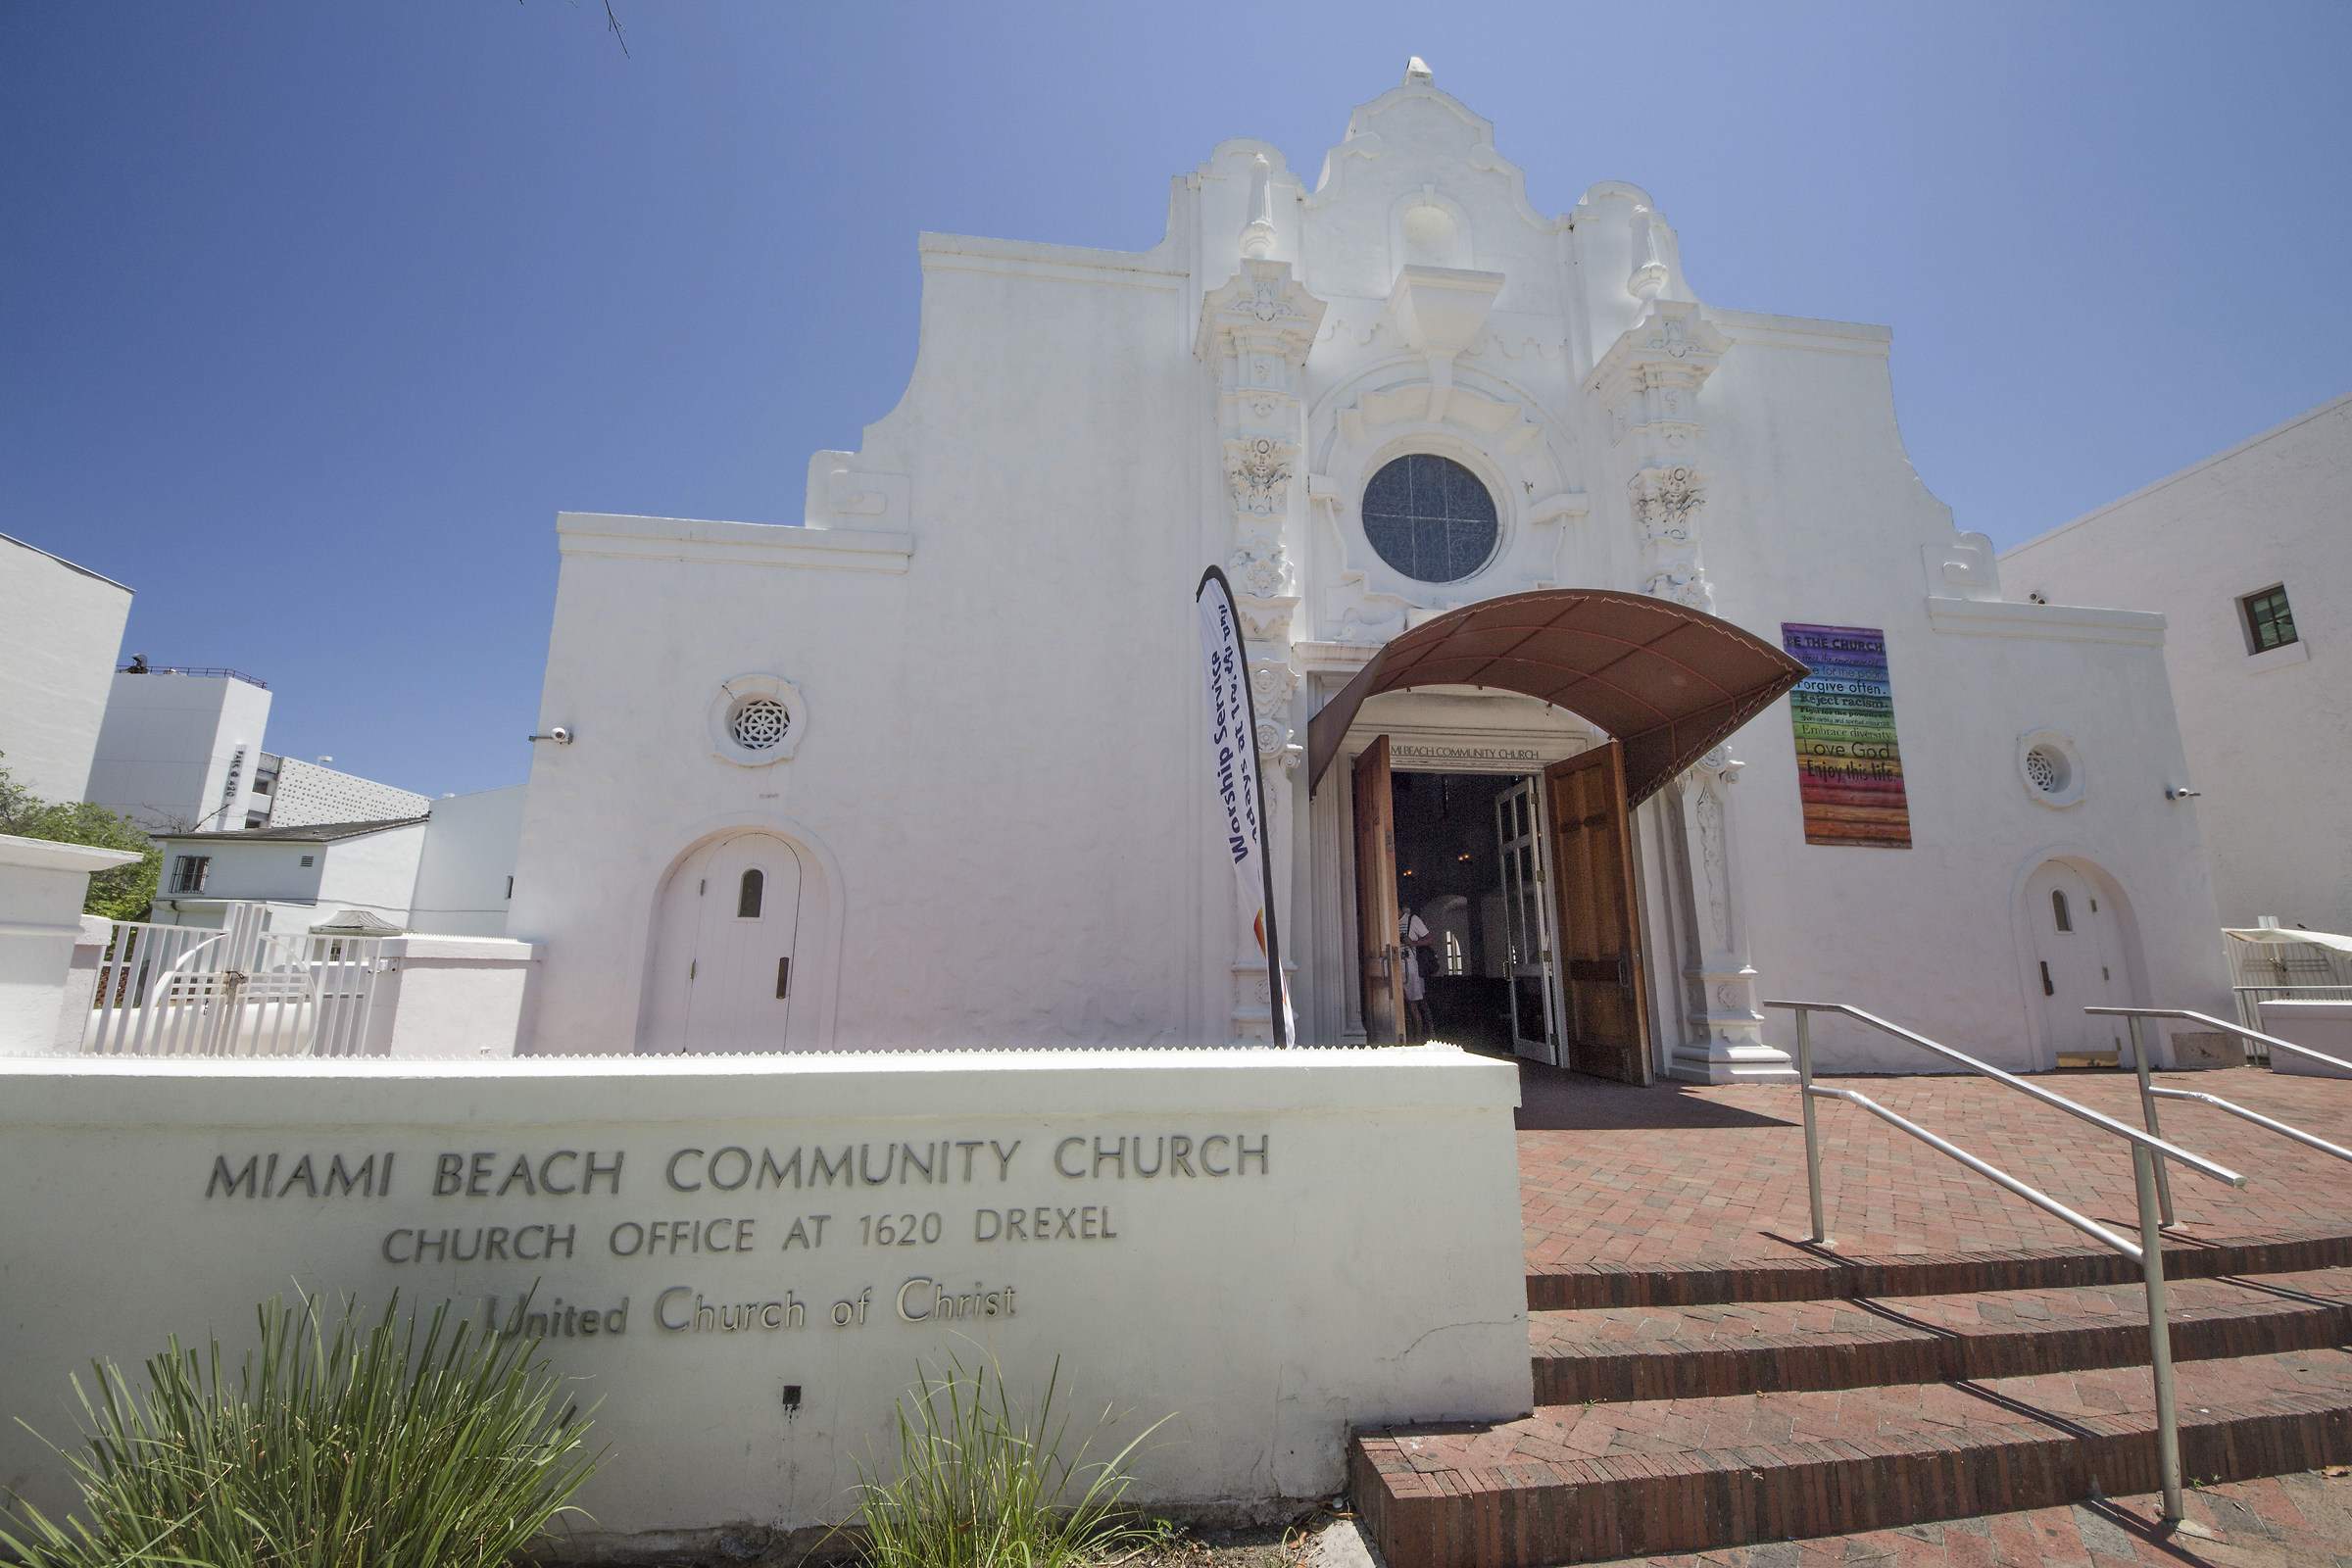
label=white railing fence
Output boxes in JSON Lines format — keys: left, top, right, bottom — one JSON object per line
{"left": 85, "top": 904, "right": 384, "bottom": 1057}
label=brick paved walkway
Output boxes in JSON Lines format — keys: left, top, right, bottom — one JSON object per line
{"left": 1519, "top": 1066, "right": 2352, "bottom": 1272}
{"left": 1582, "top": 1468, "right": 2352, "bottom": 1567}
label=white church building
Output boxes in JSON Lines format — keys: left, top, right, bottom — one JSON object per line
{"left": 506, "top": 63, "right": 2226, "bottom": 1079}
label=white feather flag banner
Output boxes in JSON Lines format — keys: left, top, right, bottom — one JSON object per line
{"left": 1196, "top": 567, "right": 1293, "bottom": 1047}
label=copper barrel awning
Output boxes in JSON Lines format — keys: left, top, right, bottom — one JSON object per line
{"left": 1305, "top": 589, "right": 1811, "bottom": 807}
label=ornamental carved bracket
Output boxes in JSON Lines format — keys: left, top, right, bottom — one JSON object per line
{"left": 1581, "top": 300, "right": 1732, "bottom": 412}
{"left": 1196, "top": 259, "right": 1327, "bottom": 365}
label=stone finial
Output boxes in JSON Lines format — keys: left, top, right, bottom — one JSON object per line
{"left": 1239, "top": 155, "right": 1277, "bottom": 260}
{"left": 1628, "top": 209, "right": 1671, "bottom": 302}
{"left": 1403, "top": 56, "right": 1433, "bottom": 85}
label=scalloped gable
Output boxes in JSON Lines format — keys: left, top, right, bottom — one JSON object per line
{"left": 1307, "top": 74, "right": 1560, "bottom": 240}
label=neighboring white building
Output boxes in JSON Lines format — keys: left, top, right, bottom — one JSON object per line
{"left": 150, "top": 784, "right": 525, "bottom": 938}
{"left": 507, "top": 63, "right": 2227, "bottom": 1077}
{"left": 85, "top": 668, "right": 432, "bottom": 834}
{"left": 0, "top": 534, "right": 132, "bottom": 804}
{"left": 408, "top": 783, "right": 528, "bottom": 936}
{"left": 249, "top": 754, "right": 433, "bottom": 830}
{"left": 84, "top": 666, "right": 274, "bottom": 832}
{"left": 2004, "top": 391, "right": 2352, "bottom": 933}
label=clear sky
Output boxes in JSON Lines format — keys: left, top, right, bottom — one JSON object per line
{"left": 5, "top": 3, "right": 2347, "bottom": 798}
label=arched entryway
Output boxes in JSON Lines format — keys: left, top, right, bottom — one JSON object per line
{"left": 643, "top": 829, "right": 806, "bottom": 1054}
{"left": 1310, "top": 590, "right": 1809, "bottom": 1080}
{"left": 2022, "top": 856, "right": 2138, "bottom": 1065}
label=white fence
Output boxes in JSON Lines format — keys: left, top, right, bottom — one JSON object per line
{"left": 84, "top": 905, "right": 383, "bottom": 1056}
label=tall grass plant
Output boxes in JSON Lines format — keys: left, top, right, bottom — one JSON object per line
{"left": 1, "top": 1291, "right": 602, "bottom": 1568}
{"left": 850, "top": 1353, "right": 1169, "bottom": 1568}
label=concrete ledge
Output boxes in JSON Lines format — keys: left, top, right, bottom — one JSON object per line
{"left": 1925, "top": 598, "right": 2167, "bottom": 645}
{"left": 0, "top": 1044, "right": 1519, "bottom": 1124}
{"left": 1524, "top": 1223, "right": 2352, "bottom": 1310}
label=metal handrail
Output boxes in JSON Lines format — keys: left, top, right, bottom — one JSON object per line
{"left": 1763, "top": 1002, "right": 2243, "bottom": 1185}
{"left": 2086, "top": 1006, "right": 2352, "bottom": 1228}
{"left": 1763, "top": 999, "right": 2246, "bottom": 1525}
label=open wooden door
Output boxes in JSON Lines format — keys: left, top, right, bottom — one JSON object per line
{"left": 1352, "top": 736, "right": 1404, "bottom": 1046}
{"left": 1544, "top": 743, "right": 1651, "bottom": 1083}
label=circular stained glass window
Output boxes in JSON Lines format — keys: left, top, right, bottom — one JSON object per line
{"left": 1361, "top": 454, "right": 1499, "bottom": 583}
{"left": 730, "top": 698, "right": 790, "bottom": 751}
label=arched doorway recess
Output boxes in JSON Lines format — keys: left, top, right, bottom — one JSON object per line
{"left": 643, "top": 830, "right": 806, "bottom": 1054}
{"left": 1311, "top": 590, "right": 1808, "bottom": 1081}
{"left": 2021, "top": 856, "right": 2140, "bottom": 1066}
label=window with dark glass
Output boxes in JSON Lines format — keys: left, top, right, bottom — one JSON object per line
{"left": 2242, "top": 585, "right": 2297, "bottom": 653}
{"left": 737, "top": 868, "right": 764, "bottom": 919}
{"left": 1360, "top": 454, "right": 1498, "bottom": 583}
{"left": 171, "top": 855, "right": 210, "bottom": 894}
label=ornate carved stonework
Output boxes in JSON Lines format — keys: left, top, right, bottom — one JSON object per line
{"left": 1587, "top": 299, "right": 1732, "bottom": 617}
{"left": 1628, "top": 464, "right": 1713, "bottom": 611}
{"left": 1225, "top": 436, "right": 1295, "bottom": 518}
{"left": 1199, "top": 246, "right": 1325, "bottom": 1043}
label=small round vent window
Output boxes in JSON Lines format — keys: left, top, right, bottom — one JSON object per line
{"left": 730, "top": 697, "right": 790, "bottom": 752}
{"left": 1361, "top": 454, "right": 1499, "bottom": 583}
{"left": 2016, "top": 731, "right": 2083, "bottom": 808}
{"left": 2025, "top": 746, "right": 2068, "bottom": 794}
{"left": 708, "top": 675, "right": 805, "bottom": 767}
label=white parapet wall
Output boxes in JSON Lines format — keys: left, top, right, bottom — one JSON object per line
{"left": 0, "top": 1045, "right": 1529, "bottom": 1555}
{"left": 0, "top": 833, "right": 142, "bottom": 1054}
{"left": 2256, "top": 1000, "right": 2352, "bottom": 1080}
{"left": 364, "top": 934, "right": 541, "bottom": 1057}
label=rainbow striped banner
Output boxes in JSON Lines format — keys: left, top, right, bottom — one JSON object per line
{"left": 1782, "top": 623, "right": 1911, "bottom": 849}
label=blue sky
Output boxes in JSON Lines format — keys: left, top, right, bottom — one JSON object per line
{"left": 5, "top": 3, "right": 2347, "bottom": 797}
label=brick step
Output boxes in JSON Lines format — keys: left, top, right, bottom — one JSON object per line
{"left": 1350, "top": 1348, "right": 2352, "bottom": 1568}
{"left": 1526, "top": 1223, "right": 2352, "bottom": 1310}
{"left": 1532, "top": 1266, "right": 2352, "bottom": 1403}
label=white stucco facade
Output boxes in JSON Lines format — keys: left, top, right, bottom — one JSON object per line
{"left": 0, "top": 534, "right": 132, "bottom": 805}
{"left": 508, "top": 65, "right": 2225, "bottom": 1075}
{"left": 2003, "top": 391, "right": 2352, "bottom": 933}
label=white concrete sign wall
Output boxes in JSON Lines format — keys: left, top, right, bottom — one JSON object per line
{"left": 0, "top": 1047, "right": 1529, "bottom": 1554}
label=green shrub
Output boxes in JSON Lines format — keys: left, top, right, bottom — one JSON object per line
{"left": 850, "top": 1354, "right": 1169, "bottom": 1568}
{"left": 0, "top": 760, "right": 159, "bottom": 921}
{"left": 0, "top": 1292, "right": 602, "bottom": 1568}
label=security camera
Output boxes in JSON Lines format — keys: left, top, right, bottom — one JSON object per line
{"left": 551, "top": 726, "right": 571, "bottom": 746}
{"left": 2164, "top": 786, "right": 2201, "bottom": 801}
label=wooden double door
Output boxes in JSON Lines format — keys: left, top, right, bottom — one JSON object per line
{"left": 1353, "top": 736, "right": 1650, "bottom": 1083}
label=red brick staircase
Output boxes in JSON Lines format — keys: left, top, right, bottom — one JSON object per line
{"left": 1349, "top": 1227, "right": 2352, "bottom": 1567}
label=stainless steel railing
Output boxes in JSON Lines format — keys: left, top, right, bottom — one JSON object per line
{"left": 1763, "top": 999, "right": 2245, "bottom": 1524}
{"left": 2087, "top": 1006, "right": 2352, "bottom": 1229}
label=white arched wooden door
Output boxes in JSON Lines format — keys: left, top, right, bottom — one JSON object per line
{"left": 2026, "top": 859, "right": 2128, "bottom": 1061}
{"left": 645, "top": 832, "right": 804, "bottom": 1054}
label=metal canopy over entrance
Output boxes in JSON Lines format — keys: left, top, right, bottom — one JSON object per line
{"left": 1306, "top": 589, "right": 1810, "bottom": 807}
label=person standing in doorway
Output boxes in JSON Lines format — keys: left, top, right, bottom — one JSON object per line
{"left": 1398, "top": 899, "right": 1435, "bottom": 1044}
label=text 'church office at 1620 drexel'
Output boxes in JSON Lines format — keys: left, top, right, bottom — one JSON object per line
{"left": 504, "top": 62, "right": 2225, "bottom": 1081}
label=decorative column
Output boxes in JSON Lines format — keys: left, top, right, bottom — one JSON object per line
{"left": 1663, "top": 748, "right": 1792, "bottom": 1083}
{"left": 1196, "top": 172, "right": 1325, "bottom": 1043}
{"left": 1587, "top": 274, "right": 1791, "bottom": 1081}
